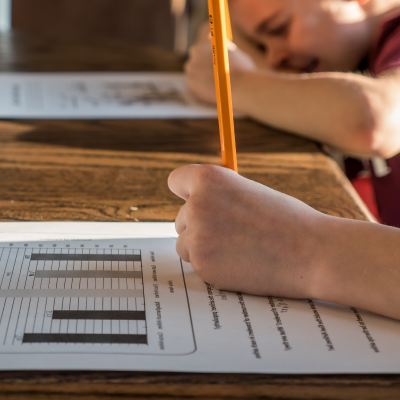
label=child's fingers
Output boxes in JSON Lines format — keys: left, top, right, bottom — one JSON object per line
{"left": 176, "top": 231, "right": 190, "bottom": 262}
{"left": 175, "top": 204, "right": 187, "bottom": 235}
{"left": 168, "top": 165, "right": 201, "bottom": 201}
{"left": 196, "top": 23, "right": 212, "bottom": 44}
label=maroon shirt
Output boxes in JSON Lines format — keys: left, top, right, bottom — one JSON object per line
{"left": 368, "top": 15, "right": 400, "bottom": 227}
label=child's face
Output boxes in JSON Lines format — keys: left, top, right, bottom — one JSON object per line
{"left": 230, "top": 0, "right": 371, "bottom": 73}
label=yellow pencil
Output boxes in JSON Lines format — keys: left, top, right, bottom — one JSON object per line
{"left": 208, "top": 0, "right": 238, "bottom": 173}
{"left": 224, "top": 0, "right": 233, "bottom": 41}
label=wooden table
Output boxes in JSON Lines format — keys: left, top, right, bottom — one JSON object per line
{"left": 0, "top": 31, "right": 396, "bottom": 400}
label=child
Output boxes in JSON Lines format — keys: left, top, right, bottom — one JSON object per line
{"left": 168, "top": 164, "right": 400, "bottom": 320}
{"left": 185, "top": 0, "right": 400, "bottom": 227}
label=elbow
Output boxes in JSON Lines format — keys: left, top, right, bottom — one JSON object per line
{"left": 369, "top": 139, "right": 399, "bottom": 159}
{"left": 352, "top": 121, "right": 399, "bottom": 160}
{"left": 345, "top": 95, "right": 397, "bottom": 159}
{"left": 352, "top": 118, "right": 385, "bottom": 158}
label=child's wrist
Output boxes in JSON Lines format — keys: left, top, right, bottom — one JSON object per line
{"left": 308, "top": 215, "right": 365, "bottom": 304}
{"left": 304, "top": 214, "right": 346, "bottom": 302}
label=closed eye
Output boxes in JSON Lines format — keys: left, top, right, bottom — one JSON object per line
{"left": 267, "top": 21, "right": 290, "bottom": 37}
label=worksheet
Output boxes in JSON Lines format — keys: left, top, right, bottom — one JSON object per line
{"left": 0, "top": 222, "right": 399, "bottom": 373}
{"left": 0, "top": 73, "right": 220, "bottom": 119}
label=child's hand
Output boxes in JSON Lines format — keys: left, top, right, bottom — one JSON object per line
{"left": 185, "top": 38, "right": 257, "bottom": 104}
{"left": 168, "top": 164, "right": 328, "bottom": 299}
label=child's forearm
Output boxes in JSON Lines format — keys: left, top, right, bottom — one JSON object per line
{"left": 232, "top": 70, "right": 400, "bottom": 158}
{"left": 315, "top": 216, "right": 400, "bottom": 320}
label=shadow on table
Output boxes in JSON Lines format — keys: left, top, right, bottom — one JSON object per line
{"left": 12, "top": 119, "right": 319, "bottom": 154}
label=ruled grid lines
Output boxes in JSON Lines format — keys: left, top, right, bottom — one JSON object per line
{"left": 0, "top": 246, "right": 147, "bottom": 346}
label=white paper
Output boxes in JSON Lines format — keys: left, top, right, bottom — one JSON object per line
{"left": 0, "top": 221, "right": 399, "bottom": 373}
{"left": 0, "top": 73, "right": 221, "bottom": 119}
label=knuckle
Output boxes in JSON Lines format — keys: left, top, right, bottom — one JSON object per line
{"left": 182, "top": 226, "right": 227, "bottom": 290}
{"left": 176, "top": 236, "right": 189, "bottom": 261}
{"left": 193, "top": 263, "right": 221, "bottom": 290}
{"left": 189, "top": 252, "right": 211, "bottom": 282}
{"left": 194, "top": 164, "right": 226, "bottom": 188}
{"left": 186, "top": 228, "right": 207, "bottom": 258}
{"left": 185, "top": 196, "right": 209, "bottom": 224}
{"left": 188, "top": 45, "right": 197, "bottom": 58}
{"left": 185, "top": 232, "right": 220, "bottom": 284}
{"left": 185, "top": 63, "right": 195, "bottom": 77}
{"left": 175, "top": 240, "right": 183, "bottom": 257}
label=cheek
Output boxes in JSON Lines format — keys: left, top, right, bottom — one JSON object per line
{"left": 288, "top": 22, "right": 323, "bottom": 55}
{"left": 289, "top": 19, "right": 343, "bottom": 63}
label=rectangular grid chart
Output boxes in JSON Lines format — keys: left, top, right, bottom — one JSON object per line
{"left": 0, "top": 246, "right": 147, "bottom": 347}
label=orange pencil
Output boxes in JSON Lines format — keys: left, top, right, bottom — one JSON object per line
{"left": 208, "top": 0, "right": 238, "bottom": 173}
{"left": 224, "top": 0, "right": 233, "bottom": 41}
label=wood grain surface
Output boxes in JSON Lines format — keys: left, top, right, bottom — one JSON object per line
{"left": 0, "top": 31, "right": 391, "bottom": 399}
{"left": 0, "top": 371, "right": 400, "bottom": 400}
{"left": 0, "top": 140, "right": 372, "bottom": 222}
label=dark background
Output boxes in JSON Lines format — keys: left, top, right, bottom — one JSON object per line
{"left": 11, "top": 0, "right": 207, "bottom": 51}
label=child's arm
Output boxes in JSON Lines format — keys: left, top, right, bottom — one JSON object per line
{"left": 186, "top": 42, "right": 400, "bottom": 159}
{"left": 168, "top": 164, "right": 400, "bottom": 320}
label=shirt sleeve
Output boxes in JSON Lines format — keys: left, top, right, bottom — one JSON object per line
{"left": 373, "top": 24, "right": 400, "bottom": 75}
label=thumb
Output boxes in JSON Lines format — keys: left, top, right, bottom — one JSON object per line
{"left": 168, "top": 164, "right": 202, "bottom": 201}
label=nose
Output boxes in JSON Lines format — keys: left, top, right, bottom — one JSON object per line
{"left": 265, "top": 39, "right": 291, "bottom": 70}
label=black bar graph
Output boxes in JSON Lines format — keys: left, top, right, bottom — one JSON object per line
{"left": 35, "top": 270, "right": 142, "bottom": 279}
{"left": 0, "top": 245, "right": 148, "bottom": 349}
{"left": 52, "top": 310, "right": 146, "bottom": 320}
{"left": 31, "top": 254, "right": 141, "bottom": 262}
{"left": 23, "top": 333, "right": 148, "bottom": 344}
